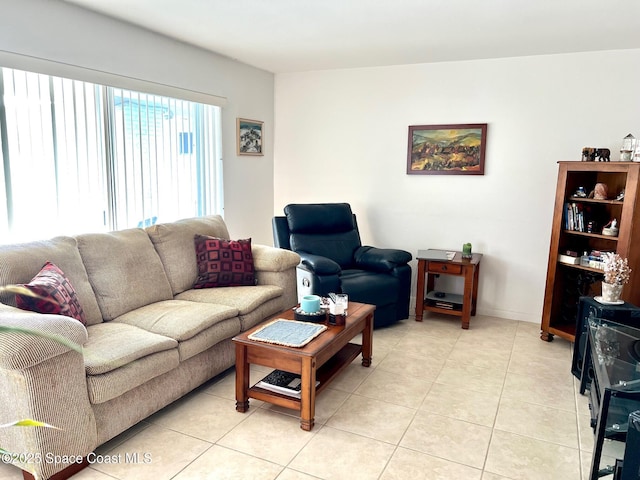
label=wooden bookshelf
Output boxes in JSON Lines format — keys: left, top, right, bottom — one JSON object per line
{"left": 541, "top": 162, "right": 640, "bottom": 342}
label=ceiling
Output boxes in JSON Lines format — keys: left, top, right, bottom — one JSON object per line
{"left": 63, "top": 0, "right": 640, "bottom": 73}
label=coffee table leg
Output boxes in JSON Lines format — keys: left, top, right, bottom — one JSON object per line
{"left": 361, "top": 312, "right": 373, "bottom": 367}
{"left": 299, "top": 357, "right": 316, "bottom": 431}
{"left": 235, "top": 344, "right": 249, "bottom": 412}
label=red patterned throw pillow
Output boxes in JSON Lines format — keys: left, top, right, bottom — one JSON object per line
{"left": 15, "top": 262, "right": 87, "bottom": 325}
{"left": 193, "top": 235, "right": 255, "bottom": 288}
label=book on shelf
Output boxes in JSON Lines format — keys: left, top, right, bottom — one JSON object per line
{"left": 434, "top": 301, "right": 454, "bottom": 309}
{"left": 255, "top": 370, "right": 319, "bottom": 398}
{"left": 558, "top": 254, "right": 580, "bottom": 265}
{"left": 564, "top": 201, "right": 597, "bottom": 233}
{"left": 566, "top": 202, "right": 584, "bottom": 232}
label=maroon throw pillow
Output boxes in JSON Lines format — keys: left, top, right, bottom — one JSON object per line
{"left": 15, "top": 262, "right": 87, "bottom": 325}
{"left": 193, "top": 235, "right": 255, "bottom": 288}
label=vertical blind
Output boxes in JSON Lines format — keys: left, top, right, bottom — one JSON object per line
{"left": 0, "top": 67, "right": 222, "bottom": 243}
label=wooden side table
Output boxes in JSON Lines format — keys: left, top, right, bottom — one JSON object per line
{"left": 415, "top": 250, "right": 482, "bottom": 329}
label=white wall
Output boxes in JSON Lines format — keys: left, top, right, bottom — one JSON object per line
{"left": 0, "top": 0, "right": 276, "bottom": 243}
{"left": 274, "top": 49, "right": 640, "bottom": 322}
{"left": 3, "top": 1, "right": 639, "bottom": 322}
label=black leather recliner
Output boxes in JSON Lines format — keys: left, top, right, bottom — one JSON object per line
{"left": 272, "top": 203, "right": 412, "bottom": 328}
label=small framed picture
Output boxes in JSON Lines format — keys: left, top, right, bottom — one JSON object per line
{"left": 407, "top": 123, "right": 487, "bottom": 175}
{"left": 237, "top": 118, "right": 263, "bottom": 156}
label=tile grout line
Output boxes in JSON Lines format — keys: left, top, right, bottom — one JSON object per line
{"left": 478, "top": 321, "right": 518, "bottom": 479}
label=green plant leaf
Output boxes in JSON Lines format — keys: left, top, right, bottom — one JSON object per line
{"left": 0, "top": 325, "right": 82, "bottom": 353}
{"left": 0, "top": 285, "right": 45, "bottom": 300}
{"left": 0, "top": 419, "right": 60, "bottom": 429}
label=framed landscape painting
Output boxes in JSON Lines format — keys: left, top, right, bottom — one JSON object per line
{"left": 237, "top": 118, "right": 263, "bottom": 156}
{"left": 407, "top": 123, "right": 487, "bottom": 175}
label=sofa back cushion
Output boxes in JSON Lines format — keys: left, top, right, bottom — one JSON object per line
{"left": 0, "top": 236, "right": 103, "bottom": 326}
{"left": 146, "top": 215, "right": 231, "bottom": 295}
{"left": 76, "top": 229, "right": 173, "bottom": 321}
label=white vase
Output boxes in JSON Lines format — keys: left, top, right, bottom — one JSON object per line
{"left": 601, "top": 282, "right": 623, "bottom": 303}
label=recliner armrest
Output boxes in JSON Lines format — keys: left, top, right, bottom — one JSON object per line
{"left": 354, "top": 246, "right": 412, "bottom": 273}
{"left": 298, "top": 252, "right": 342, "bottom": 275}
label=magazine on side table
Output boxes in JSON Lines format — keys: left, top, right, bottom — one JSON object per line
{"left": 256, "top": 370, "right": 320, "bottom": 398}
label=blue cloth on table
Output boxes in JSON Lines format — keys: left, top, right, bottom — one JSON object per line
{"left": 248, "top": 319, "right": 327, "bottom": 347}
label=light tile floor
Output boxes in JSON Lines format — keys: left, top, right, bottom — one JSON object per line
{"left": 0, "top": 314, "right": 599, "bottom": 480}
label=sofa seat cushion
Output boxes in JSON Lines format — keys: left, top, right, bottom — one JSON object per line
{"left": 175, "top": 285, "right": 284, "bottom": 332}
{"left": 113, "top": 300, "right": 242, "bottom": 361}
{"left": 84, "top": 322, "right": 179, "bottom": 404}
{"left": 236, "top": 297, "right": 285, "bottom": 331}
{"left": 175, "top": 285, "right": 282, "bottom": 315}
{"left": 84, "top": 322, "right": 178, "bottom": 375}
{"left": 87, "top": 348, "right": 178, "bottom": 405}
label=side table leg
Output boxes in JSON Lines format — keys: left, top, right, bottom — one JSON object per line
{"left": 235, "top": 345, "right": 249, "bottom": 412}
{"left": 461, "top": 266, "right": 473, "bottom": 329}
{"left": 299, "top": 357, "right": 316, "bottom": 431}
{"left": 471, "top": 263, "right": 480, "bottom": 316}
{"left": 415, "top": 259, "right": 426, "bottom": 322}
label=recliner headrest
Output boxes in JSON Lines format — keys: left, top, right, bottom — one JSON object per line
{"left": 285, "top": 203, "right": 355, "bottom": 234}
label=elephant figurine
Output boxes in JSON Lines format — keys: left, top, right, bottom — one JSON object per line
{"left": 582, "top": 147, "right": 596, "bottom": 162}
{"left": 595, "top": 148, "right": 610, "bottom": 162}
{"left": 582, "top": 147, "right": 611, "bottom": 162}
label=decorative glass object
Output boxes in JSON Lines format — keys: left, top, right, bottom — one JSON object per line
{"left": 621, "top": 133, "right": 636, "bottom": 161}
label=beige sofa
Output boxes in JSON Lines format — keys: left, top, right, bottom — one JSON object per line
{"left": 0, "top": 215, "right": 300, "bottom": 480}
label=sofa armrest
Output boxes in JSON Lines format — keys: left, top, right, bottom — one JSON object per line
{"left": 252, "top": 244, "right": 300, "bottom": 272}
{"left": 0, "top": 305, "right": 87, "bottom": 370}
{"left": 0, "top": 305, "right": 97, "bottom": 479}
{"left": 251, "top": 244, "right": 301, "bottom": 310}
{"left": 354, "top": 246, "right": 413, "bottom": 273}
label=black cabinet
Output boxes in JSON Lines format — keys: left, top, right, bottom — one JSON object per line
{"left": 581, "top": 318, "right": 640, "bottom": 480}
{"left": 571, "top": 296, "right": 640, "bottom": 385}
{"left": 619, "top": 411, "right": 640, "bottom": 480}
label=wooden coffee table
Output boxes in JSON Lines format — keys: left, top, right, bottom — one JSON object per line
{"left": 232, "top": 302, "right": 375, "bottom": 431}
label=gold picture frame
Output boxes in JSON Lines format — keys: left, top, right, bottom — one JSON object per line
{"left": 237, "top": 118, "right": 264, "bottom": 156}
{"left": 407, "top": 123, "right": 487, "bottom": 175}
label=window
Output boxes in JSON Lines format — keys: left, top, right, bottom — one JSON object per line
{"left": 0, "top": 67, "right": 222, "bottom": 243}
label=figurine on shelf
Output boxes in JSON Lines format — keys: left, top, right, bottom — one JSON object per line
{"left": 582, "top": 148, "right": 596, "bottom": 162}
{"left": 581, "top": 147, "right": 611, "bottom": 162}
{"left": 574, "top": 186, "right": 587, "bottom": 198}
{"left": 616, "top": 189, "right": 625, "bottom": 201}
{"left": 602, "top": 219, "right": 619, "bottom": 237}
{"left": 588, "top": 183, "right": 608, "bottom": 200}
{"left": 595, "top": 148, "right": 611, "bottom": 162}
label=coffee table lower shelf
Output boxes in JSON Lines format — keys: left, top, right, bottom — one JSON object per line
{"left": 248, "top": 342, "right": 361, "bottom": 410}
